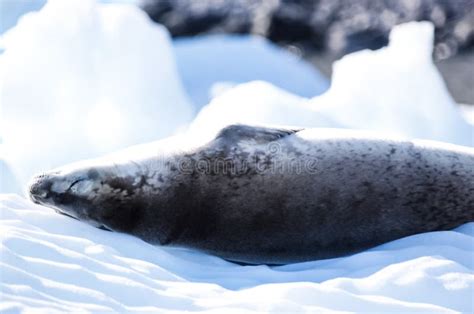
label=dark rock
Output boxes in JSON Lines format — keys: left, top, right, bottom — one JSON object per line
{"left": 142, "top": 0, "right": 474, "bottom": 60}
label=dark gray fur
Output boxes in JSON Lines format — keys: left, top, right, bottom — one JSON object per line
{"left": 29, "top": 125, "right": 474, "bottom": 264}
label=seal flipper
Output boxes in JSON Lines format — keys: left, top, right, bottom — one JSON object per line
{"left": 215, "top": 124, "right": 302, "bottom": 144}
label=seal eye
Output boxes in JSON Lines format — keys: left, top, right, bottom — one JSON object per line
{"left": 68, "top": 178, "right": 93, "bottom": 195}
{"left": 68, "top": 179, "right": 84, "bottom": 191}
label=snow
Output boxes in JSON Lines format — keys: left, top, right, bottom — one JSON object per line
{"left": 1, "top": 195, "right": 473, "bottom": 312}
{"left": 0, "top": 0, "right": 46, "bottom": 36}
{"left": 461, "top": 104, "right": 474, "bottom": 126}
{"left": 313, "top": 22, "right": 472, "bottom": 145}
{"left": 0, "top": 0, "right": 141, "bottom": 35}
{"left": 173, "top": 35, "right": 329, "bottom": 108}
{"left": 190, "top": 22, "right": 473, "bottom": 146}
{"left": 0, "top": 0, "right": 473, "bottom": 312}
{"left": 0, "top": 0, "right": 193, "bottom": 193}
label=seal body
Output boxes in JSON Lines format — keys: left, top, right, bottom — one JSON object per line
{"left": 29, "top": 125, "right": 474, "bottom": 264}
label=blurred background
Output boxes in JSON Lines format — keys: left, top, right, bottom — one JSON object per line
{"left": 1, "top": 0, "right": 473, "bottom": 104}
{"left": 143, "top": 0, "right": 474, "bottom": 105}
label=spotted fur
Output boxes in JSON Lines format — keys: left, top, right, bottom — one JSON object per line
{"left": 29, "top": 125, "right": 474, "bottom": 264}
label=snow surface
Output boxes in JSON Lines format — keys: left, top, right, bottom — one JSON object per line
{"left": 0, "top": 0, "right": 473, "bottom": 312}
{"left": 1, "top": 195, "right": 473, "bottom": 313}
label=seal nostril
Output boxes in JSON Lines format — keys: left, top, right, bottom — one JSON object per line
{"left": 28, "top": 174, "right": 53, "bottom": 203}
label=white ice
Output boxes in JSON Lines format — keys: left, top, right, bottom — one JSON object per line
{"left": 0, "top": 0, "right": 193, "bottom": 193}
{"left": 0, "top": 0, "right": 473, "bottom": 312}
{"left": 174, "top": 35, "right": 329, "bottom": 108}
{"left": 190, "top": 23, "right": 473, "bottom": 146}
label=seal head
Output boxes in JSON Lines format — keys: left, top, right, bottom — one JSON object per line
{"left": 29, "top": 164, "right": 146, "bottom": 233}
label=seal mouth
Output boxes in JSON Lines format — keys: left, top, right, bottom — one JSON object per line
{"left": 98, "top": 225, "right": 112, "bottom": 232}
{"left": 54, "top": 207, "right": 112, "bottom": 232}
{"left": 55, "top": 209, "right": 78, "bottom": 220}
{"left": 87, "top": 218, "right": 113, "bottom": 232}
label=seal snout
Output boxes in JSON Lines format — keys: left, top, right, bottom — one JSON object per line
{"left": 28, "top": 173, "right": 54, "bottom": 204}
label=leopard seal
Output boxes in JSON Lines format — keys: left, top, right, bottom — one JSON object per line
{"left": 28, "top": 124, "right": 474, "bottom": 264}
